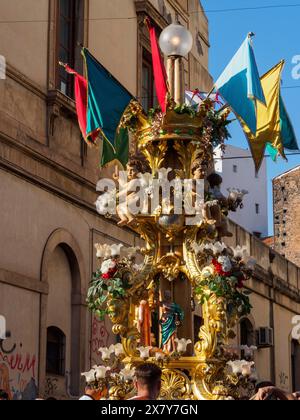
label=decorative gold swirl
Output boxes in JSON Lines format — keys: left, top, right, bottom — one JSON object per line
{"left": 139, "top": 141, "right": 168, "bottom": 175}
{"left": 109, "top": 381, "right": 135, "bottom": 400}
{"left": 160, "top": 369, "right": 192, "bottom": 400}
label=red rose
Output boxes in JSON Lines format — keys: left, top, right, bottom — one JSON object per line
{"left": 212, "top": 259, "right": 231, "bottom": 277}
{"left": 102, "top": 267, "right": 117, "bottom": 280}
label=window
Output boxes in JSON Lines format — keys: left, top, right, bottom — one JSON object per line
{"left": 46, "top": 327, "right": 66, "bottom": 376}
{"left": 291, "top": 340, "right": 300, "bottom": 392}
{"left": 57, "top": 0, "right": 84, "bottom": 97}
{"left": 255, "top": 204, "right": 260, "bottom": 215}
{"left": 141, "top": 49, "right": 157, "bottom": 111}
{"left": 233, "top": 165, "right": 238, "bottom": 173}
{"left": 240, "top": 318, "right": 255, "bottom": 359}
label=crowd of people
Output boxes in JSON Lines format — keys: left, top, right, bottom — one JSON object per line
{"left": 1, "top": 364, "right": 299, "bottom": 401}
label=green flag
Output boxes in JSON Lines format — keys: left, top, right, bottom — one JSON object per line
{"left": 280, "top": 95, "right": 298, "bottom": 151}
{"left": 266, "top": 95, "right": 298, "bottom": 165}
{"left": 266, "top": 143, "right": 279, "bottom": 162}
{"left": 82, "top": 48, "right": 133, "bottom": 167}
{"left": 101, "top": 127, "right": 129, "bottom": 169}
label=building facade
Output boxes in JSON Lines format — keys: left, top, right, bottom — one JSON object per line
{"left": 224, "top": 220, "right": 300, "bottom": 394}
{"left": 215, "top": 145, "right": 268, "bottom": 238}
{"left": 0, "top": 0, "right": 299, "bottom": 400}
{"left": 273, "top": 166, "right": 300, "bottom": 266}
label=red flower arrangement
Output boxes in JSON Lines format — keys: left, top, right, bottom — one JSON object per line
{"left": 212, "top": 259, "right": 232, "bottom": 277}
{"left": 102, "top": 266, "right": 118, "bottom": 280}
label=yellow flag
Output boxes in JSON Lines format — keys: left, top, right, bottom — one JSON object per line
{"left": 240, "top": 61, "right": 286, "bottom": 172}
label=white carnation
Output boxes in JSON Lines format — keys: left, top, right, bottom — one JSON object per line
{"left": 101, "top": 259, "right": 116, "bottom": 275}
{"left": 218, "top": 256, "right": 232, "bottom": 273}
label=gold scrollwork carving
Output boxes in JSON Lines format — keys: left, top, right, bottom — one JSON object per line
{"left": 160, "top": 369, "right": 192, "bottom": 400}
{"left": 138, "top": 141, "right": 168, "bottom": 175}
{"left": 157, "top": 254, "right": 182, "bottom": 282}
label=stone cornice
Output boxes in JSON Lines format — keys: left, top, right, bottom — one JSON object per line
{"left": 135, "top": 0, "right": 169, "bottom": 28}
{"left": 0, "top": 267, "right": 48, "bottom": 295}
{"left": 167, "top": 0, "right": 189, "bottom": 20}
{"left": 0, "top": 128, "right": 96, "bottom": 193}
{"left": 251, "top": 264, "right": 300, "bottom": 305}
{"left": 6, "top": 63, "right": 47, "bottom": 100}
{"left": 197, "top": 31, "right": 210, "bottom": 48}
{"left": 0, "top": 133, "right": 141, "bottom": 240}
{"left": 47, "top": 89, "right": 77, "bottom": 117}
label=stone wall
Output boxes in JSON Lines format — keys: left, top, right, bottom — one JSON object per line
{"left": 273, "top": 167, "right": 300, "bottom": 267}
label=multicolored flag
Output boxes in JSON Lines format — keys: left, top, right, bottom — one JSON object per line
{"left": 101, "top": 127, "right": 130, "bottom": 169}
{"left": 279, "top": 94, "right": 298, "bottom": 151}
{"left": 82, "top": 48, "right": 133, "bottom": 150}
{"left": 266, "top": 143, "right": 279, "bottom": 162}
{"left": 61, "top": 64, "right": 98, "bottom": 145}
{"left": 185, "top": 90, "right": 222, "bottom": 109}
{"left": 240, "top": 61, "right": 286, "bottom": 172}
{"left": 61, "top": 52, "right": 133, "bottom": 168}
{"left": 145, "top": 18, "right": 168, "bottom": 113}
{"left": 215, "top": 35, "right": 266, "bottom": 135}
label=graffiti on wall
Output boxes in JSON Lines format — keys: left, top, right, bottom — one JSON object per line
{"left": 0, "top": 335, "right": 37, "bottom": 400}
{"left": 91, "top": 316, "right": 110, "bottom": 366}
{"left": 279, "top": 371, "right": 289, "bottom": 390}
{"left": 44, "top": 376, "right": 58, "bottom": 398}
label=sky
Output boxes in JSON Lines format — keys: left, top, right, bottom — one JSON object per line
{"left": 200, "top": 0, "right": 300, "bottom": 235}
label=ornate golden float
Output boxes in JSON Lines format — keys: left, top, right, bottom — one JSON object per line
{"left": 86, "top": 24, "right": 257, "bottom": 401}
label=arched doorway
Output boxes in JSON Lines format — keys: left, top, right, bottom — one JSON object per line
{"left": 45, "top": 245, "right": 81, "bottom": 398}
{"left": 40, "top": 229, "right": 87, "bottom": 398}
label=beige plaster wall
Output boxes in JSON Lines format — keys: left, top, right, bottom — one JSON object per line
{"left": 274, "top": 304, "right": 296, "bottom": 392}
{"left": 0, "top": 0, "right": 49, "bottom": 88}
{"left": 88, "top": 0, "right": 138, "bottom": 96}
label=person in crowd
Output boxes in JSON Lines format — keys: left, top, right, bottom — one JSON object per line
{"left": 129, "top": 363, "right": 162, "bottom": 401}
{"left": 253, "top": 382, "right": 300, "bottom": 400}
{"left": 0, "top": 390, "right": 9, "bottom": 401}
{"left": 79, "top": 383, "right": 107, "bottom": 401}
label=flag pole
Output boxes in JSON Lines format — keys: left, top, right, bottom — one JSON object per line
{"left": 205, "top": 85, "right": 215, "bottom": 101}
{"left": 59, "top": 61, "right": 67, "bottom": 69}
{"left": 217, "top": 103, "right": 230, "bottom": 114}
{"left": 247, "top": 32, "right": 255, "bottom": 45}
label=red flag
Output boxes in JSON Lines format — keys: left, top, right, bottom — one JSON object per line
{"left": 64, "top": 65, "right": 98, "bottom": 145}
{"left": 146, "top": 19, "right": 168, "bottom": 113}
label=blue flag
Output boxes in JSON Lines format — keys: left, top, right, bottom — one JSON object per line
{"left": 83, "top": 48, "right": 133, "bottom": 149}
{"left": 215, "top": 36, "right": 266, "bottom": 134}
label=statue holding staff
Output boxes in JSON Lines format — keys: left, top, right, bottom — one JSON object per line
{"left": 159, "top": 291, "right": 184, "bottom": 353}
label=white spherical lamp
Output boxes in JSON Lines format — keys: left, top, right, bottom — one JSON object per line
{"left": 159, "top": 23, "right": 193, "bottom": 57}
